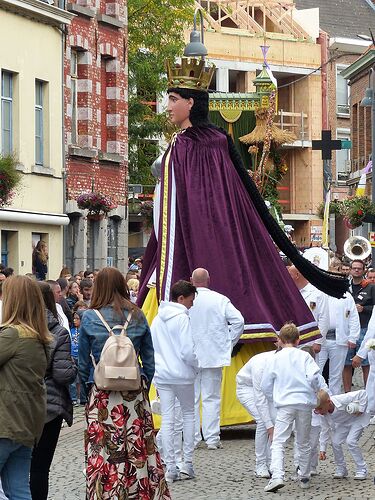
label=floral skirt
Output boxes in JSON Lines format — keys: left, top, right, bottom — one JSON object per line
{"left": 85, "top": 381, "right": 170, "bottom": 500}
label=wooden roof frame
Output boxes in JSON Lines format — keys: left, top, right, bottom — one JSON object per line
{"left": 195, "top": 0, "right": 310, "bottom": 40}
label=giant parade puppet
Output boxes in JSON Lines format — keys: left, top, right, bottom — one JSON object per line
{"left": 137, "top": 54, "right": 348, "bottom": 426}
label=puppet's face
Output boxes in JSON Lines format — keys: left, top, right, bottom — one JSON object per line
{"left": 167, "top": 92, "right": 193, "bottom": 127}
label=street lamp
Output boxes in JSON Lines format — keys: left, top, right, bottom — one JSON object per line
{"left": 183, "top": 8, "right": 207, "bottom": 59}
{"left": 360, "top": 67, "right": 375, "bottom": 262}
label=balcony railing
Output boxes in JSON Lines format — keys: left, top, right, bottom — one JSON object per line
{"left": 274, "top": 109, "right": 309, "bottom": 144}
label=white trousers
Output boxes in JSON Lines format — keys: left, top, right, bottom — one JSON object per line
{"left": 194, "top": 367, "right": 222, "bottom": 446}
{"left": 293, "top": 425, "right": 321, "bottom": 472}
{"left": 156, "top": 398, "right": 183, "bottom": 467}
{"left": 332, "top": 422, "right": 367, "bottom": 471}
{"left": 366, "top": 351, "right": 375, "bottom": 415}
{"left": 270, "top": 407, "right": 312, "bottom": 480}
{"left": 236, "top": 386, "right": 274, "bottom": 472}
{"left": 318, "top": 340, "right": 348, "bottom": 395}
{"left": 158, "top": 383, "right": 195, "bottom": 471}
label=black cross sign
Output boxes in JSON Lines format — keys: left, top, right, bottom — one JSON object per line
{"left": 312, "top": 130, "right": 342, "bottom": 160}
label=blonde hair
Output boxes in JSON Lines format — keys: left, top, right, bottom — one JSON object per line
{"left": 279, "top": 322, "right": 299, "bottom": 344}
{"left": 316, "top": 389, "right": 330, "bottom": 409}
{"left": 33, "top": 240, "right": 48, "bottom": 264}
{"left": 2, "top": 275, "right": 52, "bottom": 344}
{"left": 127, "top": 278, "right": 139, "bottom": 292}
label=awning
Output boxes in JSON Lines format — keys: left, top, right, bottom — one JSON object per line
{"left": 0, "top": 208, "right": 70, "bottom": 226}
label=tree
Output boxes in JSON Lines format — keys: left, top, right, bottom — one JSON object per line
{"left": 128, "top": 0, "right": 194, "bottom": 185}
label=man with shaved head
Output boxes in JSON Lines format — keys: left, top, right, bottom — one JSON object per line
{"left": 189, "top": 267, "right": 244, "bottom": 449}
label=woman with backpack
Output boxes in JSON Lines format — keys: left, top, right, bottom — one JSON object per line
{"left": 30, "top": 282, "right": 77, "bottom": 500}
{"left": 79, "top": 267, "right": 170, "bottom": 499}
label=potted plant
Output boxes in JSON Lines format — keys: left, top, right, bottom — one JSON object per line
{"left": 339, "top": 197, "right": 375, "bottom": 229}
{"left": 316, "top": 196, "right": 375, "bottom": 229}
{"left": 0, "top": 155, "right": 22, "bottom": 207}
{"left": 76, "top": 192, "right": 117, "bottom": 220}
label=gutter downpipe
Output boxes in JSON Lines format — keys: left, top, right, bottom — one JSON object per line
{"left": 60, "top": 0, "right": 68, "bottom": 268}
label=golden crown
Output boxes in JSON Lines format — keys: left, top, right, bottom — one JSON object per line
{"left": 166, "top": 58, "right": 216, "bottom": 92}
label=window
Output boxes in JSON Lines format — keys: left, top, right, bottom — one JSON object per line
{"left": 1, "top": 71, "right": 13, "bottom": 155}
{"left": 35, "top": 80, "right": 44, "bottom": 164}
{"left": 70, "top": 51, "right": 78, "bottom": 144}
{"left": 336, "top": 65, "right": 349, "bottom": 115}
{"left": 336, "top": 130, "right": 350, "bottom": 182}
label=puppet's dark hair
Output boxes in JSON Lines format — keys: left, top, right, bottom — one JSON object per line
{"left": 167, "top": 88, "right": 210, "bottom": 127}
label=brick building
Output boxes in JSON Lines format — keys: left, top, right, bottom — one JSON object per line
{"left": 295, "top": 0, "right": 375, "bottom": 252}
{"left": 63, "top": 0, "right": 128, "bottom": 273}
{"left": 342, "top": 47, "right": 375, "bottom": 210}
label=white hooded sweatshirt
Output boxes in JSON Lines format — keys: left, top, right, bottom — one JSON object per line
{"left": 151, "top": 301, "right": 198, "bottom": 386}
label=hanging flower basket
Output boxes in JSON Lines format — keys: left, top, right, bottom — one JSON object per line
{"left": 76, "top": 192, "right": 117, "bottom": 218}
{"left": 86, "top": 213, "right": 104, "bottom": 221}
{"left": 0, "top": 155, "right": 22, "bottom": 207}
{"left": 316, "top": 196, "right": 375, "bottom": 229}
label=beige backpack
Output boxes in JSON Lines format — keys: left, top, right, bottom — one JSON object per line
{"left": 91, "top": 309, "right": 141, "bottom": 392}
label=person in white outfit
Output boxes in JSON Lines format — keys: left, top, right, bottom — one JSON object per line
{"left": 288, "top": 266, "right": 329, "bottom": 359}
{"left": 316, "top": 389, "right": 370, "bottom": 479}
{"left": 352, "top": 307, "right": 375, "bottom": 418}
{"left": 151, "top": 280, "right": 199, "bottom": 483}
{"left": 236, "top": 350, "right": 277, "bottom": 478}
{"left": 261, "top": 323, "right": 321, "bottom": 493}
{"left": 318, "top": 292, "right": 360, "bottom": 395}
{"left": 292, "top": 346, "right": 329, "bottom": 478}
{"left": 190, "top": 268, "right": 244, "bottom": 449}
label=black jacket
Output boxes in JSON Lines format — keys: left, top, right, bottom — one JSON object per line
{"left": 350, "top": 282, "right": 375, "bottom": 329}
{"left": 45, "top": 310, "right": 77, "bottom": 426}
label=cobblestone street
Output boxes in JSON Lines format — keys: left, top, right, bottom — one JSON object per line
{"left": 50, "top": 374, "right": 375, "bottom": 500}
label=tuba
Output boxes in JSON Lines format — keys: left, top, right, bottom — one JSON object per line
{"left": 343, "top": 236, "right": 371, "bottom": 261}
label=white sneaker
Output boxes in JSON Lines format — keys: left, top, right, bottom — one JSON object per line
{"left": 179, "top": 463, "right": 195, "bottom": 480}
{"left": 299, "top": 478, "right": 310, "bottom": 489}
{"left": 256, "top": 466, "right": 271, "bottom": 479}
{"left": 334, "top": 467, "right": 348, "bottom": 479}
{"left": 354, "top": 469, "right": 368, "bottom": 480}
{"left": 165, "top": 469, "right": 180, "bottom": 483}
{"left": 207, "top": 441, "right": 223, "bottom": 450}
{"left": 369, "top": 416, "right": 375, "bottom": 425}
{"left": 264, "top": 478, "right": 285, "bottom": 492}
{"left": 310, "top": 468, "right": 318, "bottom": 476}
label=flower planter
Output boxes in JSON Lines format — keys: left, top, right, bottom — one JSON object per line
{"left": 87, "top": 213, "right": 104, "bottom": 221}
{"left": 343, "top": 216, "right": 363, "bottom": 230}
{"left": 77, "top": 191, "right": 116, "bottom": 217}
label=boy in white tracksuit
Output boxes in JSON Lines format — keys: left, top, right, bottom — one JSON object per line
{"left": 261, "top": 323, "right": 321, "bottom": 493}
{"left": 151, "top": 280, "right": 199, "bottom": 482}
{"left": 236, "top": 350, "right": 277, "bottom": 478}
{"left": 316, "top": 389, "right": 370, "bottom": 479}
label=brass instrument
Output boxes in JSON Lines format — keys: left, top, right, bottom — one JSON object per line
{"left": 343, "top": 236, "right": 371, "bottom": 261}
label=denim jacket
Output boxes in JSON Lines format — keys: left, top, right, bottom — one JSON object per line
{"left": 78, "top": 306, "right": 155, "bottom": 387}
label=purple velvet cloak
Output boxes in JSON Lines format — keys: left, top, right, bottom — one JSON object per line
{"left": 138, "top": 127, "right": 319, "bottom": 341}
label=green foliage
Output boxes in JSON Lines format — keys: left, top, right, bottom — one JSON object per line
{"left": 0, "top": 155, "right": 22, "bottom": 207}
{"left": 316, "top": 196, "right": 375, "bottom": 229}
{"left": 128, "top": 0, "right": 195, "bottom": 184}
